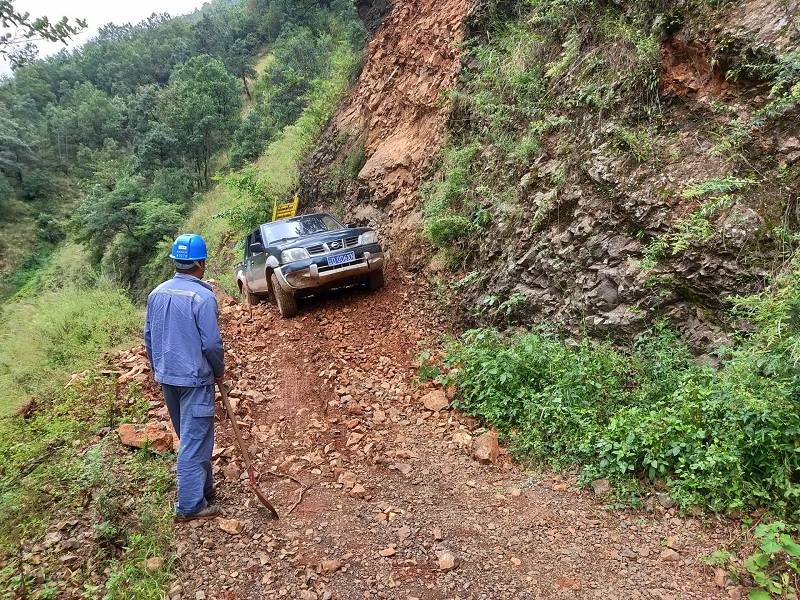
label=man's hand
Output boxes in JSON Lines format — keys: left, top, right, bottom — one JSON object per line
{"left": 214, "top": 375, "right": 225, "bottom": 388}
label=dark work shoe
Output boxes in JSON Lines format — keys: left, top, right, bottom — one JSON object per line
{"left": 174, "top": 504, "right": 220, "bottom": 522}
{"left": 205, "top": 488, "right": 217, "bottom": 503}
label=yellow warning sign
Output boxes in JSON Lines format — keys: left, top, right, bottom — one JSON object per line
{"left": 272, "top": 194, "right": 300, "bottom": 221}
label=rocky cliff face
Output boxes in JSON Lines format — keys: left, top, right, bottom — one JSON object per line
{"left": 301, "top": 0, "right": 472, "bottom": 260}
{"left": 304, "top": 0, "right": 800, "bottom": 352}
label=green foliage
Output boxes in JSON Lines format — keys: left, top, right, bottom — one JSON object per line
{"left": 0, "top": 245, "right": 141, "bottom": 417}
{"left": 441, "top": 256, "right": 800, "bottom": 518}
{"left": 715, "top": 49, "right": 800, "bottom": 153}
{"left": 642, "top": 177, "right": 756, "bottom": 264}
{"left": 742, "top": 522, "right": 800, "bottom": 597}
{"left": 611, "top": 125, "right": 657, "bottom": 163}
{"left": 228, "top": 108, "right": 275, "bottom": 168}
{"left": 161, "top": 55, "right": 242, "bottom": 188}
{"left": 223, "top": 38, "right": 363, "bottom": 234}
{"left": 0, "top": 1, "right": 86, "bottom": 67}
{"left": 0, "top": 379, "right": 172, "bottom": 597}
{"left": 681, "top": 176, "right": 755, "bottom": 199}
{"left": 423, "top": 0, "right": 667, "bottom": 258}
{"left": 422, "top": 143, "right": 481, "bottom": 248}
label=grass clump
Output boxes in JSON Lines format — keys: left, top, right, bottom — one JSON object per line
{"left": 0, "top": 245, "right": 141, "bottom": 418}
{"left": 0, "top": 247, "right": 169, "bottom": 596}
{"left": 0, "top": 378, "right": 173, "bottom": 598}
{"left": 421, "top": 143, "right": 481, "bottom": 249}
{"left": 440, "top": 255, "right": 800, "bottom": 518}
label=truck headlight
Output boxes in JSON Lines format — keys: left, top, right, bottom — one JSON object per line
{"left": 280, "top": 248, "right": 310, "bottom": 263}
{"left": 359, "top": 230, "right": 378, "bottom": 245}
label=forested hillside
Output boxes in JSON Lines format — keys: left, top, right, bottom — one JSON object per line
{"left": 0, "top": 0, "right": 363, "bottom": 298}
{"left": 3, "top": 0, "right": 800, "bottom": 596}
{"left": 0, "top": 0, "right": 363, "bottom": 413}
{"left": 0, "top": 2, "right": 365, "bottom": 593}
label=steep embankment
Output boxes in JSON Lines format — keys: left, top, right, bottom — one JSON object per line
{"left": 306, "top": 0, "right": 800, "bottom": 352}
{"left": 302, "top": 0, "right": 472, "bottom": 261}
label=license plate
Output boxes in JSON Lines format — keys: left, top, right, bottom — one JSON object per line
{"left": 326, "top": 251, "right": 356, "bottom": 267}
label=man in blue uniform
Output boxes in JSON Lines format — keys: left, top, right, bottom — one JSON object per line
{"left": 144, "top": 234, "right": 224, "bottom": 521}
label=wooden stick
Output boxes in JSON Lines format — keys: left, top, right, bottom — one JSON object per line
{"left": 217, "top": 382, "right": 279, "bottom": 519}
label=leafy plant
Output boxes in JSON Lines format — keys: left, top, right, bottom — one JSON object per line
{"left": 437, "top": 263, "right": 800, "bottom": 517}
{"left": 611, "top": 125, "right": 657, "bottom": 163}
{"left": 641, "top": 177, "right": 757, "bottom": 264}
{"left": 743, "top": 522, "right": 800, "bottom": 598}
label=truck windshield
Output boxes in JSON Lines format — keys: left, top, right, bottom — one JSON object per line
{"left": 265, "top": 214, "right": 342, "bottom": 243}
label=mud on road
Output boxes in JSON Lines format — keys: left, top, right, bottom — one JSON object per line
{"left": 160, "top": 265, "right": 734, "bottom": 599}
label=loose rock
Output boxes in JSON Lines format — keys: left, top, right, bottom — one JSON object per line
{"left": 472, "top": 430, "right": 499, "bottom": 464}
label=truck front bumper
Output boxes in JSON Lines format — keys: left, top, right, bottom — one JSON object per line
{"left": 274, "top": 250, "right": 385, "bottom": 293}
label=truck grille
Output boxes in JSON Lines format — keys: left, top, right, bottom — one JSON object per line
{"left": 306, "top": 236, "right": 360, "bottom": 256}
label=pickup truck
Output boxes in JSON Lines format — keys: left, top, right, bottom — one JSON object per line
{"left": 235, "top": 212, "right": 385, "bottom": 317}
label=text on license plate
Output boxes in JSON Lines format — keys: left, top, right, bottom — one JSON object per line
{"left": 326, "top": 251, "right": 356, "bottom": 266}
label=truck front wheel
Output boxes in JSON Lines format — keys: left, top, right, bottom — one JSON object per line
{"left": 270, "top": 273, "right": 298, "bottom": 318}
{"left": 242, "top": 281, "right": 260, "bottom": 305}
{"left": 367, "top": 269, "right": 385, "bottom": 292}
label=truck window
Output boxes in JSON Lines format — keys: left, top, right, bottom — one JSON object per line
{"left": 244, "top": 234, "right": 252, "bottom": 259}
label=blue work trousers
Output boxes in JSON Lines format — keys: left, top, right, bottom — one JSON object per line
{"left": 162, "top": 384, "right": 216, "bottom": 516}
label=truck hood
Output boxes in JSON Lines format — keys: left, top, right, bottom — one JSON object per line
{"left": 272, "top": 227, "right": 372, "bottom": 251}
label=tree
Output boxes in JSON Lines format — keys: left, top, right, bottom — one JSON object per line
{"left": 75, "top": 175, "right": 145, "bottom": 262}
{"left": 161, "top": 55, "right": 241, "bottom": 188}
{"left": 0, "top": 1, "right": 86, "bottom": 68}
{"left": 225, "top": 37, "right": 258, "bottom": 99}
{"left": 0, "top": 114, "right": 35, "bottom": 181}
{"left": 133, "top": 123, "right": 180, "bottom": 174}
{"left": 228, "top": 108, "right": 273, "bottom": 168}
{"left": 44, "top": 82, "right": 123, "bottom": 164}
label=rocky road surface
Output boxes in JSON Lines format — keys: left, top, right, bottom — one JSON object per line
{"left": 154, "top": 266, "right": 736, "bottom": 599}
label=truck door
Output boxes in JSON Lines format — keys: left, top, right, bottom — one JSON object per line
{"left": 243, "top": 232, "right": 254, "bottom": 290}
{"left": 250, "top": 227, "right": 269, "bottom": 292}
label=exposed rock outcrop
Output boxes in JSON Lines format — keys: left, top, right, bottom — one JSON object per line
{"left": 302, "top": 0, "right": 472, "bottom": 264}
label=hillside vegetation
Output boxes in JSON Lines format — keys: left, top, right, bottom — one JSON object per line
{"left": 0, "top": 1, "right": 365, "bottom": 596}
{"left": 408, "top": 0, "right": 800, "bottom": 592}
{"left": 3, "top": 0, "right": 800, "bottom": 595}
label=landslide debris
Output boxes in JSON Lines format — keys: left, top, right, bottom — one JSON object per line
{"left": 145, "top": 268, "right": 736, "bottom": 599}
{"left": 301, "top": 0, "right": 473, "bottom": 264}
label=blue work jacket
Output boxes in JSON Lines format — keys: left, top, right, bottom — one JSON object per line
{"left": 144, "top": 274, "right": 224, "bottom": 387}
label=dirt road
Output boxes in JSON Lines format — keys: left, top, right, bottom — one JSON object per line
{"left": 163, "top": 266, "right": 734, "bottom": 599}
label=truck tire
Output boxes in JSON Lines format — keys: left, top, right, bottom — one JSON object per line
{"left": 265, "top": 273, "right": 276, "bottom": 305}
{"left": 242, "top": 281, "right": 259, "bottom": 305}
{"left": 270, "top": 273, "right": 298, "bottom": 318}
{"left": 367, "top": 269, "right": 385, "bottom": 292}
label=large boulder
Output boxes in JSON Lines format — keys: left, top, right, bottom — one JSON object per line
{"left": 117, "top": 422, "right": 174, "bottom": 453}
{"left": 421, "top": 390, "right": 449, "bottom": 412}
{"left": 471, "top": 430, "right": 500, "bottom": 464}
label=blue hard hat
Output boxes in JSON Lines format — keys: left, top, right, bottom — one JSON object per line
{"left": 169, "top": 234, "right": 208, "bottom": 261}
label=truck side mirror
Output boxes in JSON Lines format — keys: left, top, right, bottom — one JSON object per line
{"left": 250, "top": 242, "right": 265, "bottom": 254}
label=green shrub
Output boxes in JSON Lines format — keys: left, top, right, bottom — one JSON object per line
{"left": 424, "top": 214, "right": 475, "bottom": 247}
{"left": 742, "top": 521, "right": 800, "bottom": 598}
{"left": 441, "top": 268, "right": 800, "bottom": 517}
{"left": 421, "top": 143, "right": 481, "bottom": 248}
{"left": 0, "top": 248, "right": 141, "bottom": 416}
